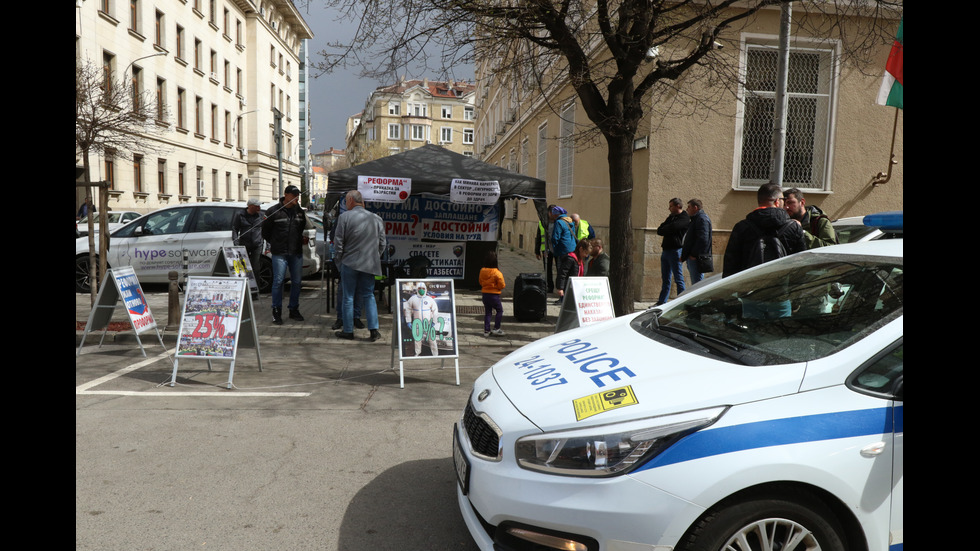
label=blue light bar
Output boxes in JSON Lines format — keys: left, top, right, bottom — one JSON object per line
{"left": 862, "top": 211, "right": 903, "bottom": 231}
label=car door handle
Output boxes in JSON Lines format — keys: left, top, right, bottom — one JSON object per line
{"left": 860, "top": 441, "right": 886, "bottom": 457}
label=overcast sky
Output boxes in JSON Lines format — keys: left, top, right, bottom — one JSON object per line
{"left": 296, "top": 4, "right": 474, "bottom": 155}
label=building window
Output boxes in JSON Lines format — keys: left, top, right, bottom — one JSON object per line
{"left": 175, "top": 25, "right": 185, "bottom": 60}
{"left": 441, "top": 105, "right": 453, "bottom": 119}
{"left": 156, "top": 78, "right": 166, "bottom": 120}
{"left": 130, "top": 0, "right": 140, "bottom": 33}
{"left": 735, "top": 37, "right": 838, "bottom": 190}
{"left": 388, "top": 102, "right": 400, "bottom": 115}
{"left": 158, "top": 159, "right": 167, "bottom": 194}
{"left": 559, "top": 103, "right": 574, "bottom": 198}
{"left": 133, "top": 155, "right": 143, "bottom": 193}
{"left": 388, "top": 123, "right": 401, "bottom": 140}
{"left": 178, "top": 162, "right": 186, "bottom": 196}
{"left": 463, "top": 128, "right": 474, "bottom": 145}
{"left": 408, "top": 102, "right": 427, "bottom": 117}
{"left": 211, "top": 103, "right": 218, "bottom": 138}
{"left": 440, "top": 127, "right": 453, "bottom": 143}
{"left": 225, "top": 110, "right": 231, "bottom": 144}
{"left": 195, "top": 96, "right": 203, "bottom": 134}
{"left": 154, "top": 10, "right": 165, "bottom": 47}
{"left": 176, "top": 87, "right": 186, "bottom": 129}
{"left": 105, "top": 155, "right": 115, "bottom": 190}
{"left": 464, "top": 105, "right": 475, "bottom": 121}
{"left": 411, "top": 124, "right": 426, "bottom": 141}
{"left": 194, "top": 39, "right": 202, "bottom": 72}
{"left": 130, "top": 66, "right": 143, "bottom": 110}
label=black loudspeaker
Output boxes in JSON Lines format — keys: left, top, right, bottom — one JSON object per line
{"left": 514, "top": 273, "right": 547, "bottom": 322}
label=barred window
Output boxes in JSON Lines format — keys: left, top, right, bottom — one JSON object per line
{"left": 735, "top": 39, "right": 838, "bottom": 191}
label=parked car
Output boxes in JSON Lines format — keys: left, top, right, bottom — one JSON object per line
{"left": 76, "top": 211, "right": 142, "bottom": 236}
{"left": 453, "top": 237, "right": 903, "bottom": 551}
{"left": 74, "top": 202, "right": 320, "bottom": 293}
{"left": 832, "top": 211, "right": 903, "bottom": 244}
{"left": 306, "top": 212, "right": 329, "bottom": 268}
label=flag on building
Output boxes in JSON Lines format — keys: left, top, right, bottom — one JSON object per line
{"left": 876, "top": 18, "right": 903, "bottom": 109}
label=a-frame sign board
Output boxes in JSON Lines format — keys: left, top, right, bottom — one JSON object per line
{"left": 77, "top": 267, "right": 168, "bottom": 358}
{"left": 168, "top": 276, "right": 261, "bottom": 389}
{"left": 390, "top": 278, "right": 460, "bottom": 389}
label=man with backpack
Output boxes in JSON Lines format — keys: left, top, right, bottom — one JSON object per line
{"left": 783, "top": 188, "right": 838, "bottom": 248}
{"left": 722, "top": 183, "right": 806, "bottom": 278}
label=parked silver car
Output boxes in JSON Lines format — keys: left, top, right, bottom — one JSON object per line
{"left": 74, "top": 202, "right": 320, "bottom": 293}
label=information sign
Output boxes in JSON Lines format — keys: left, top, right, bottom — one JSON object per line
{"left": 555, "top": 277, "right": 616, "bottom": 333}
{"left": 391, "top": 278, "right": 460, "bottom": 388}
{"left": 77, "top": 266, "right": 167, "bottom": 358}
{"left": 169, "top": 276, "right": 261, "bottom": 388}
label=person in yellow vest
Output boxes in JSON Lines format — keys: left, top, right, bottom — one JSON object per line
{"left": 571, "top": 213, "right": 595, "bottom": 241}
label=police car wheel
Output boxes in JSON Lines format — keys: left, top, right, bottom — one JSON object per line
{"left": 681, "top": 492, "right": 848, "bottom": 551}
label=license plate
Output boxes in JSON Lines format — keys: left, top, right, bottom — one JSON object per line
{"left": 453, "top": 424, "right": 470, "bottom": 495}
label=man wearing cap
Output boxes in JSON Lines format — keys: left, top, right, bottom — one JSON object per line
{"left": 232, "top": 198, "right": 265, "bottom": 288}
{"left": 333, "top": 190, "right": 386, "bottom": 341}
{"left": 262, "top": 185, "right": 310, "bottom": 324}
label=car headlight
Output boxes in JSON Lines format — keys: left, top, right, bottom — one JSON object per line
{"left": 515, "top": 406, "right": 727, "bottom": 477}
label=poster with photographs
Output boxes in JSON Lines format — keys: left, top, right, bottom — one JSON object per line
{"left": 220, "top": 246, "right": 259, "bottom": 295}
{"left": 176, "top": 277, "right": 247, "bottom": 359}
{"left": 395, "top": 279, "right": 459, "bottom": 359}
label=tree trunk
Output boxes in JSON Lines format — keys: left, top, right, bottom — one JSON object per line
{"left": 83, "top": 152, "right": 98, "bottom": 305}
{"left": 605, "top": 134, "right": 635, "bottom": 316}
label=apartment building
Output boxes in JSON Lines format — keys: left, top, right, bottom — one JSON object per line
{"left": 345, "top": 77, "right": 477, "bottom": 165}
{"left": 75, "top": 0, "right": 313, "bottom": 213}
{"left": 476, "top": 8, "right": 903, "bottom": 301}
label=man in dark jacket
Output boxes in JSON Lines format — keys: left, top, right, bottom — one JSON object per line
{"left": 232, "top": 198, "right": 265, "bottom": 285}
{"left": 656, "top": 198, "right": 690, "bottom": 305}
{"left": 723, "top": 183, "right": 806, "bottom": 278}
{"left": 681, "top": 199, "right": 713, "bottom": 284}
{"left": 262, "top": 185, "right": 309, "bottom": 324}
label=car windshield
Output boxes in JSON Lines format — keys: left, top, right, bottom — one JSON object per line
{"left": 631, "top": 252, "right": 903, "bottom": 365}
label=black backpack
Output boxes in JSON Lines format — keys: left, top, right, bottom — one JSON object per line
{"left": 746, "top": 219, "right": 789, "bottom": 266}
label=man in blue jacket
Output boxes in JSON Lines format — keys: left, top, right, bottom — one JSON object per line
{"left": 681, "top": 199, "right": 713, "bottom": 285}
{"left": 549, "top": 205, "right": 576, "bottom": 260}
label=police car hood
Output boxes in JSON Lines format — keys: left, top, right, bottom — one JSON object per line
{"left": 491, "top": 314, "right": 807, "bottom": 430}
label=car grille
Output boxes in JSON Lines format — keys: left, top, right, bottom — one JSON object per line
{"left": 463, "top": 401, "right": 501, "bottom": 461}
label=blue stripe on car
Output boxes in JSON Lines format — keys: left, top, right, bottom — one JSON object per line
{"left": 636, "top": 407, "right": 899, "bottom": 471}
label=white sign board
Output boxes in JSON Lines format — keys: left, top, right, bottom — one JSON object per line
{"left": 358, "top": 175, "right": 412, "bottom": 203}
{"left": 555, "top": 277, "right": 616, "bottom": 333}
{"left": 450, "top": 178, "right": 500, "bottom": 205}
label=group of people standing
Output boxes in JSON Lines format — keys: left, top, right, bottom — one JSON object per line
{"left": 657, "top": 183, "right": 838, "bottom": 305}
{"left": 655, "top": 197, "right": 714, "bottom": 306}
{"left": 535, "top": 205, "right": 610, "bottom": 304}
{"left": 231, "top": 187, "right": 386, "bottom": 342}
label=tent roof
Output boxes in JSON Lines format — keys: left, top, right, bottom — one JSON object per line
{"left": 327, "top": 144, "right": 546, "bottom": 200}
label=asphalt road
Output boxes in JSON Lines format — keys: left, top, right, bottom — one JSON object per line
{"left": 75, "top": 340, "right": 507, "bottom": 550}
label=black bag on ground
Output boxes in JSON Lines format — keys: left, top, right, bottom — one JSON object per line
{"left": 513, "top": 273, "right": 547, "bottom": 322}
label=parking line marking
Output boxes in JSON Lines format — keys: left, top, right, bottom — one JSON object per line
{"left": 76, "top": 350, "right": 311, "bottom": 397}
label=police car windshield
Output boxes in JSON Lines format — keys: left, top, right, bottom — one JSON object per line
{"left": 634, "top": 252, "right": 903, "bottom": 364}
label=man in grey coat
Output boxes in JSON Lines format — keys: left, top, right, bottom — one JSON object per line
{"left": 333, "top": 190, "right": 386, "bottom": 341}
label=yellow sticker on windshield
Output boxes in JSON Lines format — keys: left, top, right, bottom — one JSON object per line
{"left": 573, "top": 386, "right": 639, "bottom": 421}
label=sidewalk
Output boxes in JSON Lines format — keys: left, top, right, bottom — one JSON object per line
{"left": 76, "top": 246, "right": 572, "bottom": 349}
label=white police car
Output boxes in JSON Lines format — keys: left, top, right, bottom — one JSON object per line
{"left": 454, "top": 237, "right": 903, "bottom": 551}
